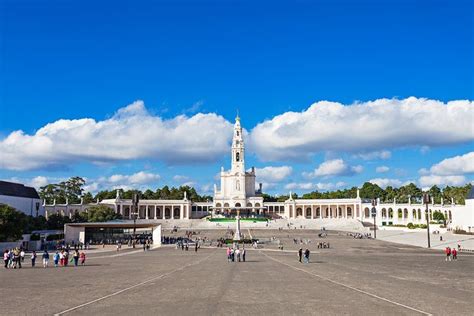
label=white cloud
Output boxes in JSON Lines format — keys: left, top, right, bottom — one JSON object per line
{"left": 249, "top": 97, "right": 474, "bottom": 161}
{"left": 255, "top": 166, "right": 292, "bottom": 182}
{"left": 416, "top": 151, "right": 473, "bottom": 188}
{"left": 284, "top": 181, "right": 346, "bottom": 191}
{"left": 304, "top": 159, "right": 363, "bottom": 178}
{"left": 419, "top": 175, "right": 466, "bottom": 187}
{"left": 428, "top": 152, "right": 474, "bottom": 176}
{"left": 173, "top": 175, "right": 189, "bottom": 182}
{"left": 84, "top": 171, "right": 161, "bottom": 193}
{"left": 369, "top": 178, "right": 403, "bottom": 188}
{"left": 29, "top": 176, "right": 49, "bottom": 188}
{"left": 355, "top": 150, "right": 392, "bottom": 160}
{"left": 285, "top": 182, "right": 314, "bottom": 190}
{"left": 376, "top": 166, "right": 390, "bottom": 173}
{"left": 0, "top": 100, "right": 233, "bottom": 171}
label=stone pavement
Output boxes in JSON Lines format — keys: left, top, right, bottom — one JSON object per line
{"left": 1, "top": 230, "right": 473, "bottom": 316}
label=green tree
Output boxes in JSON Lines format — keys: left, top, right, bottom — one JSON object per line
{"left": 46, "top": 213, "right": 71, "bottom": 230}
{"left": 359, "top": 182, "right": 384, "bottom": 200}
{"left": 86, "top": 205, "right": 122, "bottom": 222}
{"left": 0, "top": 204, "right": 27, "bottom": 241}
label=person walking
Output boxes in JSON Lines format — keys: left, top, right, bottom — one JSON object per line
{"left": 73, "top": 250, "right": 79, "bottom": 266}
{"left": 3, "top": 250, "right": 9, "bottom": 268}
{"left": 20, "top": 249, "right": 25, "bottom": 263}
{"left": 242, "top": 248, "right": 246, "bottom": 262}
{"left": 445, "top": 247, "right": 451, "bottom": 261}
{"left": 298, "top": 248, "right": 303, "bottom": 263}
{"left": 31, "top": 251, "right": 37, "bottom": 267}
{"left": 452, "top": 248, "right": 458, "bottom": 261}
{"left": 42, "top": 250, "right": 49, "bottom": 268}
{"left": 304, "top": 249, "right": 310, "bottom": 264}
{"left": 236, "top": 248, "right": 241, "bottom": 262}
{"left": 195, "top": 242, "right": 198, "bottom": 253}
{"left": 80, "top": 252, "right": 86, "bottom": 266}
{"left": 53, "top": 251, "right": 60, "bottom": 267}
{"left": 226, "top": 247, "right": 231, "bottom": 262}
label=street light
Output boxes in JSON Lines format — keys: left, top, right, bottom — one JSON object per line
{"left": 132, "top": 192, "right": 140, "bottom": 248}
{"left": 371, "top": 199, "right": 377, "bottom": 239}
{"left": 423, "top": 193, "right": 431, "bottom": 248}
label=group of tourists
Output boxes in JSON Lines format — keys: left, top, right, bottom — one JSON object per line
{"left": 316, "top": 242, "right": 330, "bottom": 249}
{"left": 444, "top": 247, "right": 458, "bottom": 261}
{"left": 347, "top": 232, "right": 372, "bottom": 239}
{"left": 226, "top": 246, "right": 246, "bottom": 262}
{"left": 298, "top": 248, "right": 311, "bottom": 263}
{"left": 3, "top": 248, "right": 86, "bottom": 268}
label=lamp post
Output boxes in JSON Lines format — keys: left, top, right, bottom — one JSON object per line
{"left": 371, "top": 199, "right": 377, "bottom": 239}
{"left": 132, "top": 192, "right": 140, "bottom": 248}
{"left": 423, "top": 193, "right": 431, "bottom": 248}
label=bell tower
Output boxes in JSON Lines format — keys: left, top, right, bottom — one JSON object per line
{"left": 231, "top": 115, "right": 245, "bottom": 173}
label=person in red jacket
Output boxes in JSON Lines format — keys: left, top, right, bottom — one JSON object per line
{"left": 451, "top": 248, "right": 458, "bottom": 261}
{"left": 445, "top": 247, "right": 451, "bottom": 261}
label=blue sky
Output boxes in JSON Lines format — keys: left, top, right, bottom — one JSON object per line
{"left": 0, "top": 0, "right": 473, "bottom": 195}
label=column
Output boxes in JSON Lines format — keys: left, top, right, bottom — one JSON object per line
{"left": 319, "top": 205, "right": 322, "bottom": 219}
{"left": 145, "top": 205, "right": 149, "bottom": 220}
{"left": 180, "top": 205, "right": 184, "bottom": 220}
{"left": 154, "top": 205, "right": 157, "bottom": 220}
{"left": 171, "top": 206, "right": 174, "bottom": 219}
{"left": 344, "top": 205, "right": 347, "bottom": 219}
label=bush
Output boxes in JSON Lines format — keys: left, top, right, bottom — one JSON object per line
{"left": 407, "top": 223, "right": 414, "bottom": 229}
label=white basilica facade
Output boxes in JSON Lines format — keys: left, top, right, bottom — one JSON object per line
{"left": 44, "top": 116, "right": 474, "bottom": 232}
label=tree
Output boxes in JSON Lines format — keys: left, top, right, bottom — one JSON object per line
{"left": 46, "top": 213, "right": 71, "bottom": 230}
{"left": 360, "top": 182, "right": 384, "bottom": 200}
{"left": 432, "top": 211, "right": 445, "bottom": 223}
{"left": 39, "top": 176, "right": 86, "bottom": 204}
{"left": 0, "top": 204, "right": 27, "bottom": 241}
{"left": 86, "top": 205, "right": 122, "bottom": 222}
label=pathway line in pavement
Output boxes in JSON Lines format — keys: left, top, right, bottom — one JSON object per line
{"left": 53, "top": 250, "right": 217, "bottom": 316}
{"left": 260, "top": 251, "right": 433, "bottom": 316}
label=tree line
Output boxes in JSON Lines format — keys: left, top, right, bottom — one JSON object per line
{"left": 0, "top": 204, "right": 121, "bottom": 242}
{"left": 39, "top": 177, "right": 213, "bottom": 205}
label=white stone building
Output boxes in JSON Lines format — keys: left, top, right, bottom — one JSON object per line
{"left": 43, "top": 116, "right": 474, "bottom": 232}
{"left": 0, "top": 181, "right": 44, "bottom": 217}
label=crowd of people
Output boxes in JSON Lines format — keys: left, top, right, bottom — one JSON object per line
{"left": 3, "top": 247, "right": 86, "bottom": 269}
{"left": 226, "top": 246, "right": 246, "bottom": 262}
{"left": 347, "top": 232, "right": 372, "bottom": 239}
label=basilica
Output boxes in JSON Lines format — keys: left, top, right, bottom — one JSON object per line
{"left": 44, "top": 117, "right": 474, "bottom": 233}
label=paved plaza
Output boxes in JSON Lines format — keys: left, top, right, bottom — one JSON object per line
{"left": 1, "top": 230, "right": 473, "bottom": 316}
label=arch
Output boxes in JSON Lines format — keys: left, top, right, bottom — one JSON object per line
{"left": 338, "top": 207, "right": 343, "bottom": 217}
{"left": 215, "top": 203, "right": 222, "bottom": 208}
{"left": 364, "top": 207, "right": 370, "bottom": 218}
{"left": 397, "top": 208, "right": 403, "bottom": 219}
{"left": 165, "top": 208, "right": 171, "bottom": 219}
{"left": 347, "top": 207, "right": 352, "bottom": 217}
{"left": 124, "top": 207, "right": 130, "bottom": 218}
{"left": 316, "top": 207, "right": 321, "bottom": 218}
{"left": 173, "top": 207, "right": 180, "bottom": 219}
{"left": 448, "top": 210, "right": 452, "bottom": 221}
{"left": 403, "top": 208, "right": 408, "bottom": 219}
{"left": 235, "top": 203, "right": 241, "bottom": 208}
{"left": 412, "top": 209, "right": 417, "bottom": 219}
{"left": 306, "top": 207, "right": 312, "bottom": 218}
{"left": 246, "top": 202, "right": 252, "bottom": 207}
{"left": 236, "top": 152, "right": 240, "bottom": 162}
{"left": 381, "top": 208, "right": 387, "bottom": 218}
{"left": 296, "top": 207, "right": 303, "bottom": 217}
{"left": 417, "top": 209, "right": 421, "bottom": 220}
{"left": 388, "top": 208, "right": 394, "bottom": 219}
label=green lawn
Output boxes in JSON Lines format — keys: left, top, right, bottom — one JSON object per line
{"left": 208, "top": 217, "right": 268, "bottom": 222}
